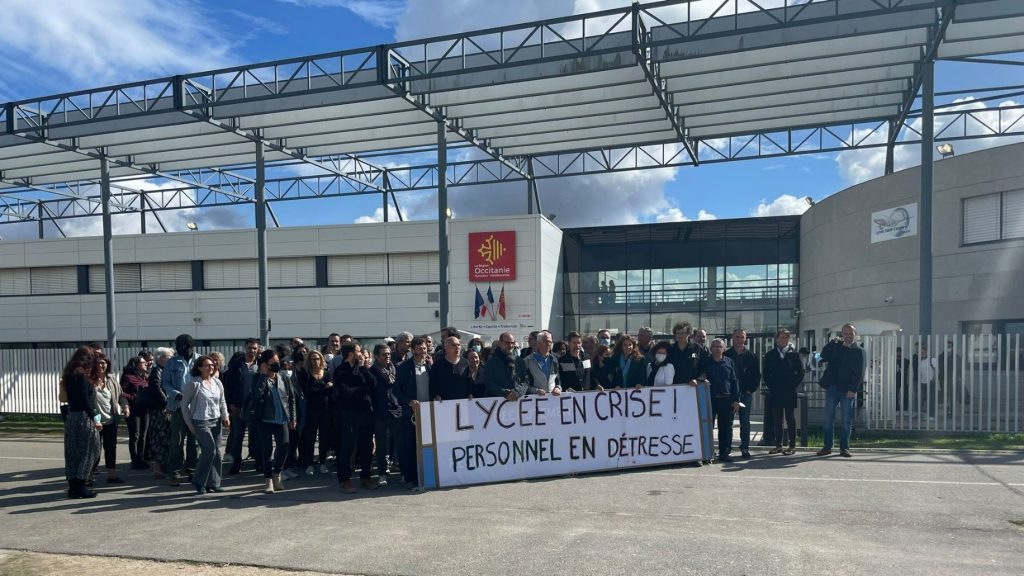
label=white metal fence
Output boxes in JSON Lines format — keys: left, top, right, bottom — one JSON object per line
{"left": 0, "top": 346, "right": 234, "bottom": 415}
{"left": 861, "top": 334, "right": 1022, "bottom": 433}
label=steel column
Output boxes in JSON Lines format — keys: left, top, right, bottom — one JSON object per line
{"left": 437, "top": 120, "right": 450, "bottom": 330}
{"left": 919, "top": 59, "right": 934, "bottom": 335}
{"left": 884, "top": 120, "right": 896, "bottom": 175}
{"left": 37, "top": 201, "right": 44, "bottom": 239}
{"left": 99, "top": 155, "right": 117, "bottom": 360}
{"left": 140, "top": 196, "right": 147, "bottom": 235}
{"left": 255, "top": 141, "right": 270, "bottom": 346}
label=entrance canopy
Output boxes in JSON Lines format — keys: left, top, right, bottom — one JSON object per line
{"left": 1, "top": 0, "right": 1022, "bottom": 211}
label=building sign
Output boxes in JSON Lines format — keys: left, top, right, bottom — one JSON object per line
{"left": 871, "top": 203, "right": 918, "bottom": 243}
{"left": 415, "top": 386, "right": 713, "bottom": 489}
{"left": 469, "top": 231, "right": 516, "bottom": 281}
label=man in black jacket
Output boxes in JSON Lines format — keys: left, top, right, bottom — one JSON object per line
{"left": 369, "top": 343, "right": 401, "bottom": 486}
{"left": 485, "top": 332, "right": 529, "bottom": 399}
{"left": 394, "top": 337, "right": 430, "bottom": 490}
{"left": 817, "top": 324, "right": 865, "bottom": 458}
{"left": 225, "top": 338, "right": 261, "bottom": 475}
{"left": 332, "top": 342, "right": 377, "bottom": 493}
{"left": 724, "top": 328, "right": 761, "bottom": 458}
{"left": 762, "top": 329, "right": 804, "bottom": 456}
{"left": 667, "top": 321, "right": 702, "bottom": 385}
{"left": 558, "top": 331, "right": 592, "bottom": 392}
{"left": 430, "top": 336, "right": 473, "bottom": 400}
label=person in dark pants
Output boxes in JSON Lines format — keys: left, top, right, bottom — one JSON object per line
{"left": 395, "top": 337, "right": 432, "bottom": 490}
{"left": 697, "top": 339, "right": 741, "bottom": 463}
{"left": 224, "top": 338, "right": 261, "bottom": 475}
{"left": 895, "top": 346, "right": 911, "bottom": 415}
{"left": 724, "top": 329, "right": 760, "bottom": 458}
{"left": 119, "top": 356, "right": 151, "bottom": 470}
{"left": 298, "top": 349, "right": 333, "bottom": 476}
{"left": 251, "top": 350, "right": 297, "bottom": 493}
{"left": 162, "top": 334, "right": 198, "bottom": 487}
{"left": 92, "top": 355, "right": 127, "bottom": 485}
{"left": 430, "top": 336, "right": 474, "bottom": 400}
{"left": 369, "top": 344, "right": 401, "bottom": 486}
{"left": 332, "top": 342, "right": 377, "bottom": 494}
{"left": 762, "top": 329, "right": 804, "bottom": 456}
{"left": 62, "top": 346, "right": 103, "bottom": 499}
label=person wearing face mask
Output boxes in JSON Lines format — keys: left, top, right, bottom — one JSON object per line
{"left": 725, "top": 329, "right": 761, "bottom": 459}
{"left": 275, "top": 345, "right": 304, "bottom": 481}
{"left": 394, "top": 337, "right": 431, "bottom": 490}
{"left": 249, "top": 350, "right": 297, "bottom": 493}
{"left": 558, "top": 331, "right": 592, "bottom": 392}
{"left": 596, "top": 329, "right": 613, "bottom": 349}
{"left": 647, "top": 342, "right": 675, "bottom": 386}
{"left": 590, "top": 344, "right": 615, "bottom": 391}
{"left": 162, "top": 334, "right": 198, "bottom": 487}
{"left": 467, "top": 337, "right": 484, "bottom": 356}
{"left": 484, "top": 332, "right": 530, "bottom": 400}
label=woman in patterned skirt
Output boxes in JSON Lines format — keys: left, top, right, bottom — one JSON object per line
{"left": 145, "top": 347, "right": 174, "bottom": 478}
{"left": 61, "top": 346, "right": 102, "bottom": 499}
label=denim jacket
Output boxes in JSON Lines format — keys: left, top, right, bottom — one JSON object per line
{"left": 161, "top": 355, "right": 194, "bottom": 412}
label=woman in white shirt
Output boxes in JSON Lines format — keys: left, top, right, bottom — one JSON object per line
{"left": 181, "top": 355, "right": 230, "bottom": 494}
{"left": 647, "top": 342, "right": 676, "bottom": 386}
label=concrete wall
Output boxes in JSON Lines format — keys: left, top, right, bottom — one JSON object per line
{"left": 799, "top": 141, "right": 1024, "bottom": 336}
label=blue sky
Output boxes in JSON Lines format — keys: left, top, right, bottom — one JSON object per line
{"left": 0, "top": 0, "right": 1021, "bottom": 237}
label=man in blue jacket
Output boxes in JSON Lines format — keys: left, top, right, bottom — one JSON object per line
{"left": 698, "top": 339, "right": 741, "bottom": 463}
{"left": 162, "top": 334, "right": 197, "bottom": 486}
{"left": 817, "top": 324, "right": 865, "bottom": 458}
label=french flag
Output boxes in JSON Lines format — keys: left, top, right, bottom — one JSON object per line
{"left": 474, "top": 286, "right": 488, "bottom": 319}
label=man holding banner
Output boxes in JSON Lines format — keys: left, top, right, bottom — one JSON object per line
{"left": 698, "top": 339, "right": 741, "bottom": 463}
{"left": 523, "top": 331, "right": 562, "bottom": 396}
{"left": 395, "top": 337, "right": 431, "bottom": 490}
{"left": 484, "top": 332, "right": 529, "bottom": 400}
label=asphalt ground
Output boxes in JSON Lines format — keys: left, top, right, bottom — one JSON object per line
{"left": 0, "top": 434, "right": 1022, "bottom": 576}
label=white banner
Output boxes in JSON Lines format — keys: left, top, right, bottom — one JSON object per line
{"left": 416, "top": 386, "right": 712, "bottom": 489}
{"left": 870, "top": 203, "right": 918, "bottom": 243}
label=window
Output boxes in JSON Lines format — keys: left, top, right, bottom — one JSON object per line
{"left": 388, "top": 253, "right": 439, "bottom": 284}
{"left": 0, "top": 269, "right": 30, "bottom": 296}
{"left": 204, "top": 259, "right": 256, "bottom": 289}
{"left": 963, "top": 190, "right": 1024, "bottom": 245}
{"left": 89, "top": 264, "right": 142, "bottom": 293}
{"left": 30, "top": 266, "right": 78, "bottom": 295}
{"left": 269, "top": 257, "right": 316, "bottom": 288}
{"left": 142, "top": 262, "right": 192, "bottom": 291}
{"left": 328, "top": 254, "right": 387, "bottom": 286}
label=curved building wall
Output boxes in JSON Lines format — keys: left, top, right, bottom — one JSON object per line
{"left": 799, "top": 141, "right": 1024, "bottom": 337}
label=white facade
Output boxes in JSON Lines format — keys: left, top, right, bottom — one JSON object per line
{"left": 0, "top": 215, "right": 562, "bottom": 345}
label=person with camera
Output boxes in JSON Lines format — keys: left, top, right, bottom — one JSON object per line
{"left": 817, "top": 324, "right": 865, "bottom": 457}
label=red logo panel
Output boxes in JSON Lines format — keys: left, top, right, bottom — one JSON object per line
{"left": 469, "top": 231, "right": 516, "bottom": 282}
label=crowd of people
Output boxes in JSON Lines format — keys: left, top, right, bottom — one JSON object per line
{"left": 58, "top": 321, "right": 866, "bottom": 499}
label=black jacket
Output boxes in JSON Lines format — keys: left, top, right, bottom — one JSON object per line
{"left": 557, "top": 352, "right": 592, "bottom": 392}
{"left": 430, "top": 357, "right": 474, "bottom": 400}
{"left": 668, "top": 342, "right": 703, "bottom": 384}
{"left": 762, "top": 346, "right": 804, "bottom": 409}
{"left": 331, "top": 361, "right": 375, "bottom": 414}
{"left": 590, "top": 357, "right": 615, "bottom": 389}
{"left": 724, "top": 347, "right": 761, "bottom": 395}
{"left": 223, "top": 352, "right": 259, "bottom": 408}
{"left": 395, "top": 359, "right": 429, "bottom": 417}
{"left": 484, "top": 348, "right": 529, "bottom": 398}
{"left": 298, "top": 370, "right": 332, "bottom": 413}
{"left": 368, "top": 363, "right": 401, "bottom": 420}
{"left": 820, "top": 340, "right": 865, "bottom": 394}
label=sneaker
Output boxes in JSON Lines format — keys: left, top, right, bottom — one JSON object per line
{"left": 377, "top": 476, "right": 389, "bottom": 487}
{"left": 206, "top": 486, "right": 225, "bottom": 493}
{"left": 768, "top": 447, "right": 784, "bottom": 455}
{"left": 840, "top": 449, "right": 853, "bottom": 458}
{"left": 691, "top": 460, "right": 703, "bottom": 468}
{"left": 272, "top": 473, "right": 284, "bottom": 491}
{"left": 168, "top": 474, "right": 181, "bottom": 487}
{"left": 305, "top": 466, "right": 316, "bottom": 477}
{"left": 783, "top": 447, "right": 796, "bottom": 456}
{"left": 340, "top": 480, "right": 357, "bottom": 494}
{"left": 264, "top": 478, "right": 274, "bottom": 494}
{"left": 717, "top": 455, "right": 733, "bottom": 463}
{"left": 816, "top": 448, "right": 832, "bottom": 456}
{"left": 318, "top": 464, "right": 330, "bottom": 474}
{"left": 741, "top": 450, "right": 751, "bottom": 459}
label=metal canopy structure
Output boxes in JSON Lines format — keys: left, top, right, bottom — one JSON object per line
{"left": 1, "top": 0, "right": 1023, "bottom": 344}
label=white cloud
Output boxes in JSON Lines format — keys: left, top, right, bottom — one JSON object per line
{"left": 0, "top": 0, "right": 238, "bottom": 96}
{"left": 697, "top": 209, "right": 717, "bottom": 220}
{"left": 277, "top": 0, "right": 406, "bottom": 28}
{"left": 654, "top": 207, "right": 717, "bottom": 222}
{"left": 751, "top": 194, "right": 811, "bottom": 217}
{"left": 835, "top": 97, "right": 1024, "bottom": 186}
{"left": 355, "top": 207, "right": 386, "bottom": 224}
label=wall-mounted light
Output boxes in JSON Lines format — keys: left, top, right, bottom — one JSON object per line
{"left": 803, "top": 196, "right": 814, "bottom": 206}
{"left": 936, "top": 143, "right": 955, "bottom": 158}
{"left": 185, "top": 222, "right": 199, "bottom": 231}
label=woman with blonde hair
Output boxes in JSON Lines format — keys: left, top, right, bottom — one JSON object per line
{"left": 298, "top": 349, "right": 333, "bottom": 475}
{"left": 62, "top": 346, "right": 102, "bottom": 498}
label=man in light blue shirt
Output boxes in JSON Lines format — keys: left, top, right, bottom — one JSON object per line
{"left": 162, "top": 333, "right": 197, "bottom": 485}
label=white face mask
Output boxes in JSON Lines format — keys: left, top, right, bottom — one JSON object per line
{"left": 282, "top": 369, "right": 293, "bottom": 378}
{"left": 655, "top": 353, "right": 667, "bottom": 363}
{"left": 599, "top": 338, "right": 611, "bottom": 346}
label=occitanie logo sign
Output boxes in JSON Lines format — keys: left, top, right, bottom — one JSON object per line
{"left": 468, "top": 231, "right": 516, "bottom": 281}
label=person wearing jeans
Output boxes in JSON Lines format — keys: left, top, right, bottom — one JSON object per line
{"left": 818, "top": 324, "right": 866, "bottom": 457}
{"left": 697, "top": 339, "right": 741, "bottom": 463}
{"left": 181, "top": 355, "right": 230, "bottom": 494}
{"left": 162, "top": 334, "right": 197, "bottom": 486}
